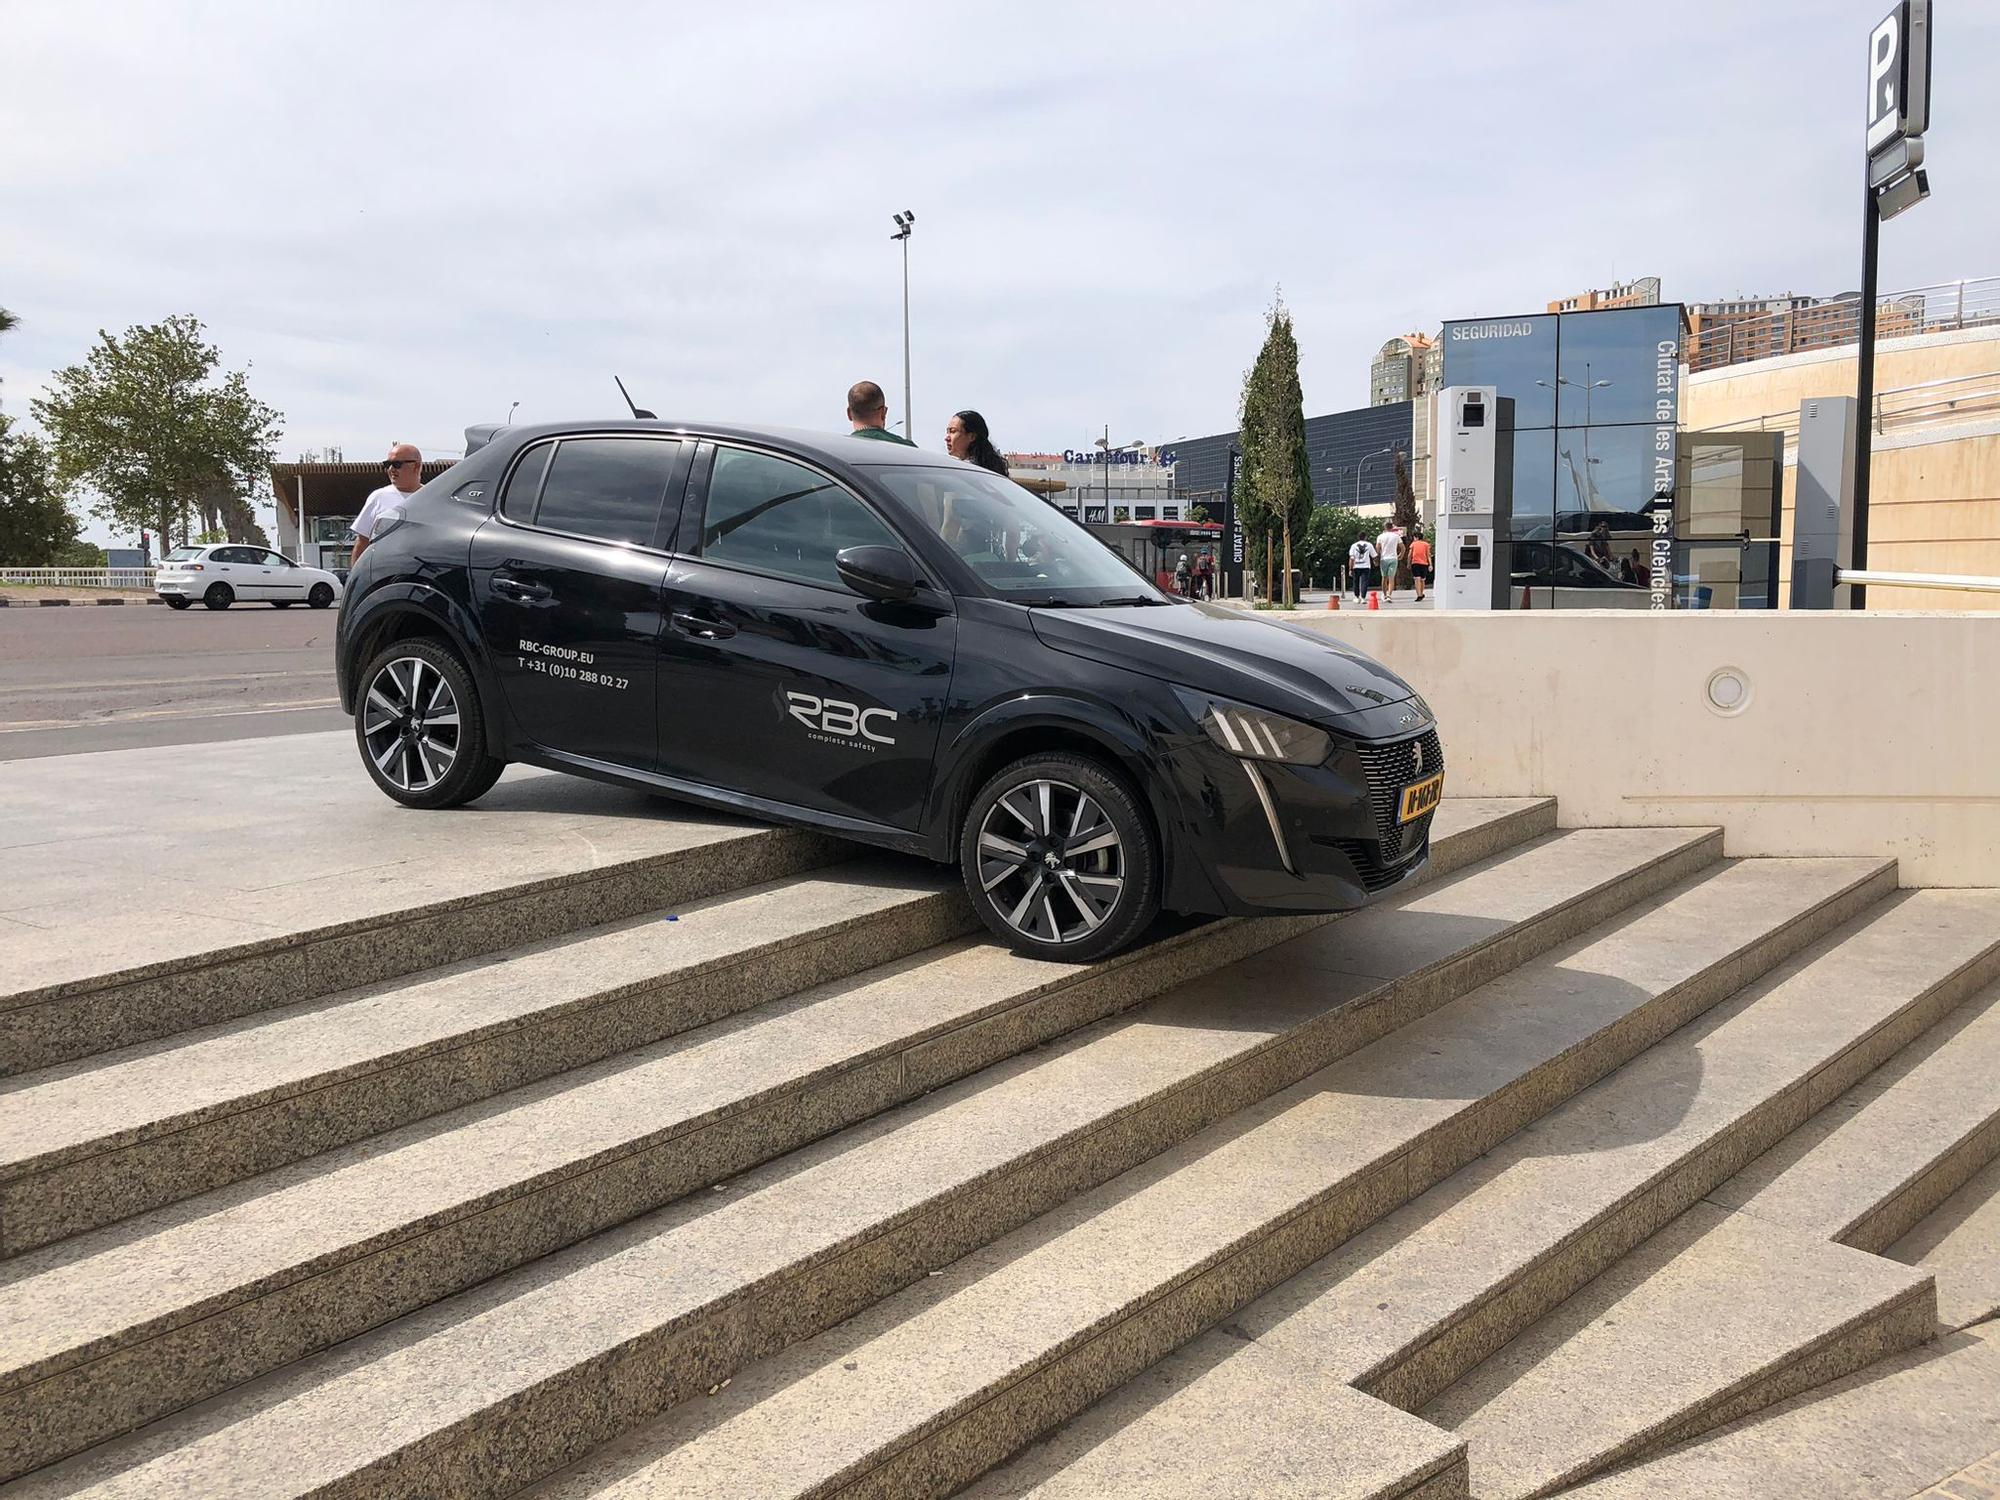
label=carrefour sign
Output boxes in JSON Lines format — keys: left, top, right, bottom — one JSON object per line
{"left": 1063, "top": 449, "right": 1160, "bottom": 465}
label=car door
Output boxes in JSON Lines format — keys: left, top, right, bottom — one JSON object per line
{"left": 657, "top": 442, "right": 957, "bottom": 834}
{"left": 203, "top": 546, "right": 256, "bottom": 599}
{"left": 256, "top": 548, "right": 305, "bottom": 600}
{"left": 467, "top": 434, "right": 689, "bottom": 772}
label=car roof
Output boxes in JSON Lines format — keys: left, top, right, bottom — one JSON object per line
{"left": 474, "top": 420, "right": 960, "bottom": 471}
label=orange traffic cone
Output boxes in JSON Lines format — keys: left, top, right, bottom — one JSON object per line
{"left": 1325, "top": 592, "right": 1340, "bottom": 610}
{"left": 1367, "top": 590, "right": 1381, "bottom": 610}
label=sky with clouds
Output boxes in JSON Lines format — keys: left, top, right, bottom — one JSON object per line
{"left": 3, "top": 0, "right": 1995, "bottom": 541}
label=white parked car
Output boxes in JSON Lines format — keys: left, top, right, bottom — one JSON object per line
{"left": 155, "top": 545, "right": 344, "bottom": 611}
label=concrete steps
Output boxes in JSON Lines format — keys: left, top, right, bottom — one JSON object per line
{"left": 0, "top": 818, "right": 850, "bottom": 1075}
{"left": 1552, "top": 1322, "right": 2000, "bottom": 1500}
{"left": 0, "top": 861, "right": 970, "bottom": 1252}
{"left": 968, "top": 883, "right": 2000, "bottom": 1500}
{"left": 0, "top": 797, "right": 1557, "bottom": 1484}
{"left": 489, "top": 855, "right": 1880, "bottom": 1500}
{"left": 1890, "top": 1154, "right": 2000, "bottom": 1331}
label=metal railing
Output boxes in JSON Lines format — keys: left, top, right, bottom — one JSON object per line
{"left": 1705, "top": 367, "right": 2000, "bottom": 443}
{"left": 1837, "top": 569, "right": 2000, "bottom": 595}
{"left": 0, "top": 567, "right": 158, "bottom": 590}
{"left": 1687, "top": 276, "right": 2000, "bottom": 374}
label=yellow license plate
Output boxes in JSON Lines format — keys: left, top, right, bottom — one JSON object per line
{"left": 1398, "top": 773, "right": 1444, "bottom": 824}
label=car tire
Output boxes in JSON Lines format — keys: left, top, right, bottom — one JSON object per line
{"left": 958, "top": 752, "right": 1160, "bottom": 964}
{"left": 354, "top": 638, "right": 504, "bottom": 809}
{"left": 203, "top": 583, "right": 233, "bottom": 610}
{"left": 164, "top": 597, "right": 191, "bottom": 610}
{"left": 308, "top": 583, "right": 335, "bottom": 609}
{"left": 272, "top": 601, "right": 293, "bottom": 609}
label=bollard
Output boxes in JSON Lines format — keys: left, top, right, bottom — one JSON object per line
{"left": 1368, "top": 590, "right": 1381, "bottom": 610}
{"left": 1325, "top": 593, "right": 1340, "bottom": 610}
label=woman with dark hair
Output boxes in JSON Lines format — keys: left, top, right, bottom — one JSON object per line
{"left": 945, "top": 410, "right": 1009, "bottom": 476}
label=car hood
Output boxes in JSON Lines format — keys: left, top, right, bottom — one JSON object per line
{"left": 1028, "top": 601, "right": 1422, "bottom": 729}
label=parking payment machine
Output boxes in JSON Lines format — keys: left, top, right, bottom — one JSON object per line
{"left": 1435, "top": 386, "right": 1513, "bottom": 612}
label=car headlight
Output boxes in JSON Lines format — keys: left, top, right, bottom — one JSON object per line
{"left": 1176, "top": 690, "right": 1331, "bottom": 766}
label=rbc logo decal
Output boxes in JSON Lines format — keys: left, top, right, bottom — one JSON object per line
{"left": 786, "top": 691, "right": 898, "bottom": 746}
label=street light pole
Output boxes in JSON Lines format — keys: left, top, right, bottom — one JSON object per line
{"left": 891, "top": 211, "right": 916, "bottom": 440}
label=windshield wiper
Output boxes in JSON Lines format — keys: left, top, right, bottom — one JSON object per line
{"left": 1086, "top": 595, "right": 1168, "bottom": 607}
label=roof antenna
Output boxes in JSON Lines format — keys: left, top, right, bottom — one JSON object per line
{"left": 614, "top": 376, "right": 656, "bottom": 421}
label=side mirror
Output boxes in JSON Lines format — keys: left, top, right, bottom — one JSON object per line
{"left": 836, "top": 545, "right": 920, "bottom": 603}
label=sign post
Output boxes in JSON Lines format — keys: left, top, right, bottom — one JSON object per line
{"left": 1853, "top": 0, "right": 1933, "bottom": 608}
{"left": 1221, "top": 448, "right": 1246, "bottom": 600}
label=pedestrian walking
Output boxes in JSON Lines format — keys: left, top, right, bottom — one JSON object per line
{"left": 350, "top": 443, "right": 424, "bottom": 565}
{"left": 846, "top": 381, "right": 916, "bottom": 445}
{"left": 1375, "top": 522, "right": 1404, "bottom": 599}
{"left": 944, "top": 410, "right": 1009, "bottom": 475}
{"left": 1347, "top": 535, "right": 1377, "bottom": 600}
{"left": 1407, "top": 528, "right": 1432, "bottom": 602}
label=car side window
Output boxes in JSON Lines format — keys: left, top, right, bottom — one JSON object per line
{"left": 699, "top": 447, "right": 899, "bottom": 589}
{"left": 213, "top": 547, "right": 253, "bottom": 565}
{"left": 500, "top": 443, "right": 553, "bottom": 525}
{"left": 530, "top": 438, "right": 679, "bottom": 547}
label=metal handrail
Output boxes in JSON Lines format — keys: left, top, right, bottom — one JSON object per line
{"left": 1687, "top": 275, "right": 2000, "bottom": 374}
{"left": 1836, "top": 569, "right": 2000, "bottom": 595}
{"left": 0, "top": 566, "right": 159, "bottom": 589}
{"left": 1706, "top": 368, "right": 2000, "bottom": 440}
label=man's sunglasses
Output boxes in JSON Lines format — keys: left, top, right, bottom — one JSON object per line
{"left": 381, "top": 459, "right": 417, "bottom": 471}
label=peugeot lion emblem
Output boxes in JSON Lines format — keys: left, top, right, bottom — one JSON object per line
{"left": 1412, "top": 741, "right": 1425, "bottom": 775}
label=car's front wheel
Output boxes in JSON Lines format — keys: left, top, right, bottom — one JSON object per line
{"left": 958, "top": 752, "right": 1160, "bottom": 963}
{"left": 354, "top": 638, "right": 505, "bottom": 809}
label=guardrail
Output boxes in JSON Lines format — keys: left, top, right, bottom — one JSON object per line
{"left": 1837, "top": 569, "right": 2000, "bottom": 595}
{"left": 0, "top": 567, "right": 158, "bottom": 590}
{"left": 1707, "top": 368, "right": 2000, "bottom": 443}
{"left": 1687, "top": 275, "right": 2000, "bottom": 374}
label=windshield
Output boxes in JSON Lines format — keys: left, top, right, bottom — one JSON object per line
{"left": 869, "top": 465, "right": 1167, "bottom": 604}
{"left": 164, "top": 546, "right": 200, "bottom": 561}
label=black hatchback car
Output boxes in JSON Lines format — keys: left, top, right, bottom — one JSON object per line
{"left": 335, "top": 421, "right": 1443, "bottom": 961}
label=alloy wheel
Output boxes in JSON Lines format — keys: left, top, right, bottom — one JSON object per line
{"left": 361, "top": 655, "right": 462, "bottom": 794}
{"left": 975, "top": 778, "right": 1126, "bottom": 945}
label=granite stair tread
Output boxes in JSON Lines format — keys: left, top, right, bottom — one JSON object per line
{"left": 1889, "top": 1152, "right": 2000, "bottom": 1331}
{"left": 0, "top": 859, "right": 966, "bottom": 1251}
{"left": 1228, "top": 886, "right": 1997, "bottom": 1408}
{"left": 961, "top": 1332, "right": 1467, "bottom": 1500}
{"left": 1710, "top": 975, "right": 2000, "bottom": 1253}
{"left": 1552, "top": 1322, "right": 2000, "bottom": 1500}
{"left": 0, "top": 817, "right": 1721, "bottom": 1494}
{"left": 500, "top": 855, "right": 1879, "bottom": 1500}
{"left": 1423, "top": 1201, "right": 1934, "bottom": 1500}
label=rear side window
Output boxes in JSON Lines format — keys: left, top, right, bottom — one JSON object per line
{"left": 699, "top": 447, "right": 898, "bottom": 588}
{"left": 500, "top": 444, "right": 553, "bottom": 524}
{"left": 528, "top": 438, "right": 681, "bottom": 547}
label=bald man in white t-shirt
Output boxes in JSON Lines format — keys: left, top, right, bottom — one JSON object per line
{"left": 350, "top": 443, "right": 423, "bottom": 564}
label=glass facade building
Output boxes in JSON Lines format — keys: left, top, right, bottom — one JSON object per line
{"left": 1442, "top": 304, "right": 1781, "bottom": 609}
{"left": 1163, "top": 400, "right": 1415, "bottom": 515}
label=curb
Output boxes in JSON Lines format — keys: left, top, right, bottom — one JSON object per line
{"left": 0, "top": 597, "right": 164, "bottom": 607}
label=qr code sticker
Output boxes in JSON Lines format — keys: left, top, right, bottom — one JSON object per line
{"left": 1449, "top": 487, "right": 1477, "bottom": 513}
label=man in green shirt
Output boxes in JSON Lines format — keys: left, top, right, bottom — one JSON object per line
{"left": 846, "top": 380, "right": 916, "bottom": 446}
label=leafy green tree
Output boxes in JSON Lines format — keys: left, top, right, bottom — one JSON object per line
{"left": 1299, "top": 505, "right": 1371, "bottom": 590}
{"left": 1187, "top": 502, "right": 1212, "bottom": 525}
{"left": 31, "top": 314, "right": 282, "bottom": 549}
{"left": 0, "top": 420, "right": 84, "bottom": 564}
{"left": 56, "top": 538, "right": 106, "bottom": 568}
{"left": 1237, "top": 293, "right": 1313, "bottom": 605}
{"left": 1113, "top": 506, "right": 1131, "bottom": 523}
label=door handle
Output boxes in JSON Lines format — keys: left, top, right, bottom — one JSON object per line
{"left": 671, "top": 609, "right": 736, "bottom": 640}
{"left": 494, "top": 575, "right": 553, "bottom": 602}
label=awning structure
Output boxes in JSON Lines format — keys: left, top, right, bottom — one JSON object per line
{"left": 266, "top": 460, "right": 458, "bottom": 556}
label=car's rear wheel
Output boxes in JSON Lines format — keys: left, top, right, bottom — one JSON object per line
{"left": 958, "top": 752, "right": 1159, "bottom": 963}
{"left": 272, "top": 601, "right": 293, "bottom": 609}
{"left": 355, "top": 639, "right": 504, "bottom": 809}
{"left": 308, "top": 583, "right": 335, "bottom": 609}
{"left": 202, "top": 583, "right": 232, "bottom": 610}
{"left": 164, "top": 597, "right": 191, "bottom": 610}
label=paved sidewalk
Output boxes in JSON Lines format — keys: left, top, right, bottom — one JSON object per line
{"left": 0, "top": 731, "right": 777, "bottom": 1004}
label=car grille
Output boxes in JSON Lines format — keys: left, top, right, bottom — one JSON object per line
{"left": 1341, "top": 726, "right": 1445, "bottom": 881}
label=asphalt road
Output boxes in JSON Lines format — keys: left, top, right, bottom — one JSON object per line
{"left": 0, "top": 604, "right": 349, "bottom": 760}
